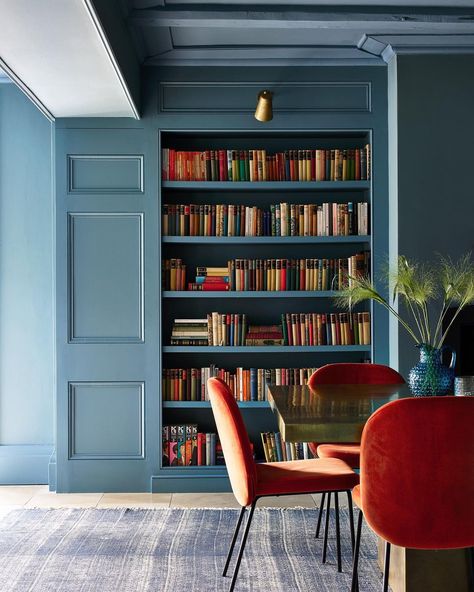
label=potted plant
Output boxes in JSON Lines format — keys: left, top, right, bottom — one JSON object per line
{"left": 336, "top": 253, "right": 474, "bottom": 396}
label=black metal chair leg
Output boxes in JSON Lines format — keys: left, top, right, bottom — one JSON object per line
{"left": 315, "top": 491, "right": 326, "bottom": 539}
{"left": 229, "top": 500, "right": 257, "bottom": 592}
{"left": 347, "top": 490, "right": 356, "bottom": 554}
{"left": 335, "top": 492, "right": 342, "bottom": 572}
{"left": 383, "top": 541, "right": 391, "bottom": 592}
{"left": 469, "top": 548, "right": 474, "bottom": 591}
{"left": 222, "top": 506, "right": 246, "bottom": 576}
{"left": 351, "top": 510, "right": 363, "bottom": 592}
{"left": 322, "top": 491, "right": 332, "bottom": 563}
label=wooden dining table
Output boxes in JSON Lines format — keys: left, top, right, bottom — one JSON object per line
{"left": 267, "top": 383, "right": 471, "bottom": 592}
{"left": 267, "top": 383, "right": 411, "bottom": 444}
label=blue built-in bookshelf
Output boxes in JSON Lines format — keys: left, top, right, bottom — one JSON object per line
{"left": 158, "top": 130, "right": 374, "bottom": 492}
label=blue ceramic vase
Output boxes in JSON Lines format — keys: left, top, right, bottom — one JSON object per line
{"left": 408, "top": 344, "right": 456, "bottom": 397}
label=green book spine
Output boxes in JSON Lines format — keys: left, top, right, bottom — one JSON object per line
{"left": 239, "top": 153, "right": 246, "bottom": 182}
{"left": 281, "top": 314, "right": 288, "bottom": 345}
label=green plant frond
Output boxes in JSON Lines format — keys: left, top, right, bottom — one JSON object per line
{"left": 389, "top": 255, "right": 436, "bottom": 305}
{"left": 438, "top": 252, "right": 474, "bottom": 304}
{"left": 334, "top": 252, "right": 474, "bottom": 349}
{"left": 334, "top": 275, "right": 386, "bottom": 310}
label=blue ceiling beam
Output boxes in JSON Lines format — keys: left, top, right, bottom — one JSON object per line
{"left": 130, "top": 7, "right": 474, "bottom": 29}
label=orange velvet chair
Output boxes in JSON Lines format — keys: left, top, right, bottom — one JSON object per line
{"left": 208, "top": 377, "right": 359, "bottom": 592}
{"left": 351, "top": 396, "right": 474, "bottom": 592}
{"left": 307, "top": 363, "right": 405, "bottom": 545}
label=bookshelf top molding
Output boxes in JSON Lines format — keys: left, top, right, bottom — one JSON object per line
{"left": 162, "top": 181, "right": 370, "bottom": 191}
{"left": 160, "top": 130, "right": 371, "bottom": 139}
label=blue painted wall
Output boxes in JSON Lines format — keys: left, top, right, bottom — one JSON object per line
{"left": 0, "top": 82, "right": 54, "bottom": 482}
{"left": 55, "top": 65, "right": 388, "bottom": 492}
{"left": 394, "top": 55, "right": 474, "bottom": 378}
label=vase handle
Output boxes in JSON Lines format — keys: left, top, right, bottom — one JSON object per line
{"left": 441, "top": 345, "right": 456, "bottom": 369}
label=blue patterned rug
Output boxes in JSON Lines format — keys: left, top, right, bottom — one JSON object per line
{"left": 0, "top": 508, "right": 386, "bottom": 591}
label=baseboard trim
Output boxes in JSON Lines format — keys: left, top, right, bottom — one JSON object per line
{"left": 151, "top": 474, "right": 232, "bottom": 493}
{"left": 0, "top": 445, "right": 54, "bottom": 485}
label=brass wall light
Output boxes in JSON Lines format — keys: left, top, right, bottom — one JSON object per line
{"left": 254, "top": 90, "right": 273, "bottom": 122}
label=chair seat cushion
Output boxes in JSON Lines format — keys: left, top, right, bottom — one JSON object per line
{"left": 316, "top": 444, "right": 361, "bottom": 468}
{"left": 255, "top": 457, "right": 359, "bottom": 498}
{"left": 352, "top": 484, "right": 361, "bottom": 509}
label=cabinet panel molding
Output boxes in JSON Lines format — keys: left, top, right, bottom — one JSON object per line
{"left": 68, "top": 381, "right": 145, "bottom": 459}
{"left": 68, "top": 155, "right": 144, "bottom": 194}
{"left": 68, "top": 212, "right": 144, "bottom": 343}
{"left": 159, "top": 81, "right": 371, "bottom": 113}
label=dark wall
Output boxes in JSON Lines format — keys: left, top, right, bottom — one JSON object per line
{"left": 396, "top": 54, "right": 474, "bottom": 377}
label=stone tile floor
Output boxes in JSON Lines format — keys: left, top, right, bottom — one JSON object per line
{"left": 0, "top": 486, "right": 349, "bottom": 510}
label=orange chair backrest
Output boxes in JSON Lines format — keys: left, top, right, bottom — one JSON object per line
{"left": 308, "top": 363, "right": 404, "bottom": 390}
{"left": 208, "top": 377, "right": 257, "bottom": 507}
{"left": 360, "top": 396, "right": 474, "bottom": 549}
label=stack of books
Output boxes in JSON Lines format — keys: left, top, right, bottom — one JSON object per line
{"left": 245, "top": 325, "right": 284, "bottom": 346}
{"left": 170, "top": 319, "right": 208, "bottom": 345}
{"left": 162, "top": 146, "right": 371, "bottom": 182}
{"left": 162, "top": 366, "right": 319, "bottom": 402}
{"left": 162, "top": 259, "right": 186, "bottom": 290}
{"left": 261, "top": 432, "right": 314, "bottom": 462}
{"left": 162, "top": 424, "right": 222, "bottom": 467}
{"left": 281, "top": 312, "right": 371, "bottom": 346}
{"left": 162, "top": 201, "right": 369, "bottom": 237}
{"left": 188, "top": 266, "right": 230, "bottom": 291}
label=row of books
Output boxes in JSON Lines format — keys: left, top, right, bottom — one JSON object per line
{"left": 182, "top": 253, "right": 369, "bottom": 292}
{"left": 162, "top": 201, "right": 369, "bottom": 237}
{"left": 162, "top": 424, "right": 223, "bottom": 467}
{"left": 162, "top": 147, "right": 371, "bottom": 182}
{"left": 261, "top": 432, "right": 313, "bottom": 462}
{"left": 162, "top": 366, "right": 319, "bottom": 402}
{"left": 281, "top": 312, "right": 371, "bottom": 346}
{"left": 170, "top": 312, "right": 371, "bottom": 346}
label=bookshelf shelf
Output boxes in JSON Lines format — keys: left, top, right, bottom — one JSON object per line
{"left": 163, "top": 290, "right": 339, "bottom": 299}
{"left": 163, "top": 236, "right": 370, "bottom": 245}
{"left": 163, "top": 345, "right": 371, "bottom": 354}
{"left": 163, "top": 401, "right": 269, "bottom": 409}
{"left": 159, "top": 129, "right": 374, "bottom": 492}
{"left": 162, "top": 181, "right": 371, "bottom": 191}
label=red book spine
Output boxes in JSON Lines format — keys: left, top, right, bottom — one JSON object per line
{"left": 281, "top": 260, "right": 287, "bottom": 291}
{"left": 169, "top": 149, "right": 176, "bottom": 181}
{"left": 197, "top": 433, "right": 204, "bottom": 466}
{"left": 355, "top": 149, "right": 361, "bottom": 180}
{"left": 219, "top": 150, "right": 227, "bottom": 181}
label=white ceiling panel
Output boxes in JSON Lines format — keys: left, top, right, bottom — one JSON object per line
{"left": 0, "top": 0, "right": 137, "bottom": 118}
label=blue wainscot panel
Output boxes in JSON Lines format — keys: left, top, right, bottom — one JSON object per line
{"left": 69, "top": 382, "right": 144, "bottom": 459}
{"left": 68, "top": 155, "right": 144, "bottom": 194}
{"left": 68, "top": 213, "right": 144, "bottom": 342}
